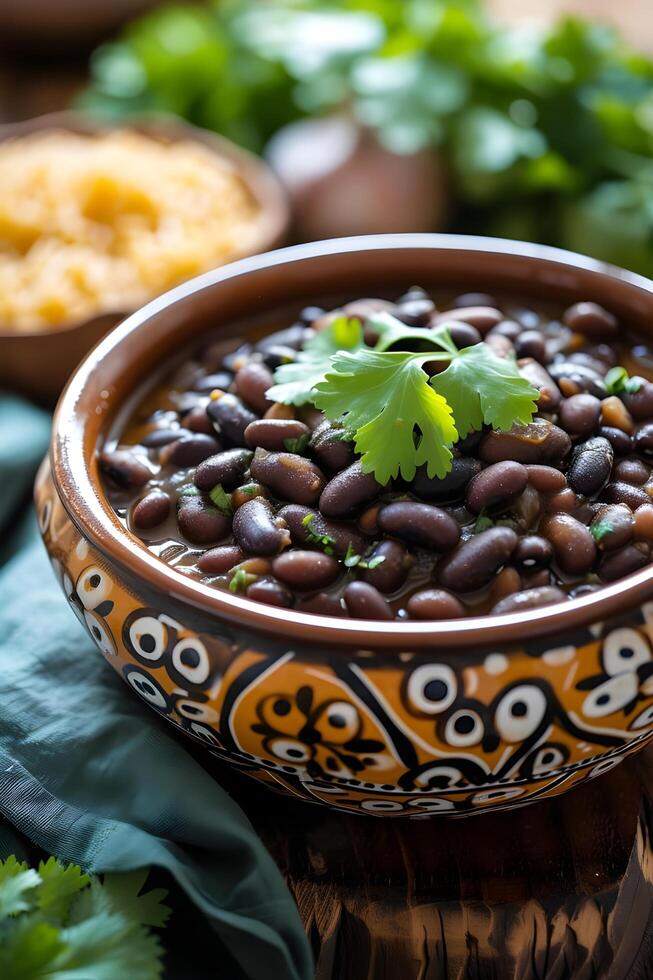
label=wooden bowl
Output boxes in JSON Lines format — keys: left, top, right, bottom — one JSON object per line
{"left": 0, "top": 111, "right": 289, "bottom": 403}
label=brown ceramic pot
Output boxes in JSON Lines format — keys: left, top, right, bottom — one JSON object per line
{"left": 0, "top": 111, "right": 289, "bottom": 403}
{"left": 35, "top": 234, "right": 653, "bottom": 818}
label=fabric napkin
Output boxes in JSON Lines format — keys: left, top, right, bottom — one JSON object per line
{"left": 0, "top": 394, "right": 313, "bottom": 980}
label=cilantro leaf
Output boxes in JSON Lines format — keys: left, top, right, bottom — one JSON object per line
{"left": 267, "top": 314, "right": 364, "bottom": 406}
{"left": 431, "top": 343, "right": 539, "bottom": 437}
{"left": 314, "top": 349, "right": 457, "bottom": 483}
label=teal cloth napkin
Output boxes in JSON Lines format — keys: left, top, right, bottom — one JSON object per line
{"left": 0, "top": 394, "right": 313, "bottom": 980}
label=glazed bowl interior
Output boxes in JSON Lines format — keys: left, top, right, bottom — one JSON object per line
{"left": 53, "top": 234, "right": 653, "bottom": 651}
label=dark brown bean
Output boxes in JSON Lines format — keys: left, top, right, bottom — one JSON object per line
{"left": 99, "top": 450, "right": 151, "bottom": 488}
{"left": 449, "top": 322, "right": 482, "bottom": 348}
{"left": 232, "top": 497, "right": 290, "bottom": 556}
{"left": 434, "top": 306, "right": 503, "bottom": 336}
{"left": 245, "top": 577, "right": 293, "bottom": 607}
{"left": 634, "top": 504, "right": 653, "bottom": 540}
{"left": 491, "top": 586, "right": 567, "bottom": 615}
{"left": 244, "top": 418, "right": 310, "bottom": 453}
{"left": 272, "top": 550, "right": 339, "bottom": 591}
{"left": 613, "top": 458, "right": 650, "bottom": 485}
{"left": 378, "top": 501, "right": 460, "bottom": 552}
{"left": 563, "top": 302, "right": 618, "bottom": 339}
{"left": 198, "top": 545, "right": 244, "bottom": 574}
{"left": 513, "top": 535, "right": 553, "bottom": 570}
{"left": 406, "top": 589, "right": 465, "bottom": 620}
{"left": 141, "top": 427, "right": 188, "bottom": 448}
{"left": 182, "top": 405, "right": 215, "bottom": 435}
{"left": 320, "top": 461, "right": 384, "bottom": 517}
{"left": 624, "top": 380, "right": 653, "bottom": 421}
{"left": 250, "top": 449, "right": 325, "bottom": 506}
{"left": 558, "top": 394, "right": 601, "bottom": 438}
{"left": 206, "top": 393, "right": 257, "bottom": 445}
{"left": 465, "top": 461, "right": 528, "bottom": 514}
{"left": 599, "top": 426, "right": 633, "bottom": 456}
{"left": 539, "top": 513, "right": 596, "bottom": 575}
{"left": 548, "top": 362, "right": 607, "bottom": 398}
{"left": 177, "top": 497, "right": 231, "bottom": 545}
{"left": 195, "top": 449, "right": 253, "bottom": 492}
{"left": 590, "top": 504, "right": 633, "bottom": 552}
{"left": 193, "top": 371, "right": 233, "bottom": 393}
{"left": 517, "top": 359, "right": 561, "bottom": 411}
{"left": 525, "top": 465, "right": 567, "bottom": 493}
{"left": 166, "top": 433, "right": 222, "bottom": 467}
{"left": 437, "top": 527, "right": 518, "bottom": 593}
{"left": 601, "top": 481, "right": 650, "bottom": 510}
{"left": 343, "top": 582, "right": 393, "bottom": 620}
{"left": 361, "top": 540, "right": 413, "bottom": 593}
{"left": 634, "top": 423, "right": 653, "bottom": 461}
{"left": 277, "top": 504, "right": 368, "bottom": 558}
{"left": 599, "top": 544, "right": 650, "bottom": 582}
{"left": 309, "top": 421, "right": 356, "bottom": 472}
{"left": 479, "top": 419, "right": 571, "bottom": 465}
{"left": 234, "top": 361, "right": 275, "bottom": 413}
{"left": 566, "top": 437, "right": 613, "bottom": 496}
{"left": 131, "top": 490, "right": 171, "bottom": 529}
{"left": 410, "top": 457, "right": 481, "bottom": 503}
{"left": 514, "top": 330, "right": 546, "bottom": 363}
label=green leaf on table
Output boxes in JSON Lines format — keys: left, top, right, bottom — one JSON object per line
{"left": 267, "top": 315, "right": 364, "bottom": 405}
{"left": 431, "top": 343, "right": 539, "bottom": 438}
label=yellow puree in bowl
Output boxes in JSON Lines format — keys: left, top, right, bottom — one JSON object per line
{"left": 0, "top": 129, "right": 262, "bottom": 332}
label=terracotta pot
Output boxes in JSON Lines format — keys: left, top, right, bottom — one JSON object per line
{"left": 0, "top": 111, "right": 289, "bottom": 403}
{"left": 35, "top": 234, "right": 653, "bottom": 818}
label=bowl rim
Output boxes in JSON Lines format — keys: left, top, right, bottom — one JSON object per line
{"left": 51, "top": 233, "right": 653, "bottom": 649}
{"left": 0, "top": 109, "right": 289, "bottom": 339}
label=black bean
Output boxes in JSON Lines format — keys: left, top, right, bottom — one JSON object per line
{"left": 343, "top": 582, "right": 393, "bottom": 620}
{"left": 539, "top": 513, "right": 596, "bottom": 575}
{"left": 435, "top": 306, "right": 502, "bottom": 335}
{"left": 193, "top": 371, "right": 233, "bottom": 393}
{"left": 244, "top": 419, "right": 310, "bottom": 453}
{"left": 198, "top": 545, "right": 244, "bottom": 574}
{"left": 517, "top": 359, "right": 561, "bottom": 411}
{"left": 410, "top": 457, "right": 481, "bottom": 503}
{"left": 277, "top": 504, "right": 368, "bottom": 558}
{"left": 513, "top": 535, "right": 553, "bottom": 570}
{"left": 378, "top": 501, "right": 460, "bottom": 552}
{"left": 361, "top": 540, "right": 412, "bottom": 593}
{"left": 449, "top": 323, "right": 482, "bottom": 348}
{"left": 395, "top": 297, "right": 435, "bottom": 326}
{"left": 99, "top": 450, "right": 151, "bottom": 488}
{"left": 479, "top": 419, "right": 571, "bottom": 465}
{"left": 131, "top": 490, "right": 171, "bottom": 530}
{"left": 272, "top": 550, "right": 340, "bottom": 590}
{"left": 614, "top": 458, "right": 649, "bottom": 484}
{"left": 206, "top": 393, "right": 257, "bottom": 445}
{"left": 232, "top": 497, "right": 290, "bottom": 556}
{"left": 559, "top": 394, "right": 601, "bottom": 438}
{"left": 250, "top": 449, "right": 325, "bottom": 506}
{"left": 465, "top": 461, "right": 528, "bottom": 514}
{"left": 514, "top": 330, "right": 546, "bottom": 363}
{"left": 491, "top": 586, "right": 567, "bottom": 615}
{"left": 566, "top": 436, "right": 613, "bottom": 496}
{"left": 548, "top": 361, "right": 607, "bottom": 398}
{"left": 599, "top": 426, "right": 633, "bottom": 456}
{"left": 525, "top": 465, "right": 567, "bottom": 493}
{"left": 624, "top": 380, "right": 653, "bottom": 421}
{"left": 166, "top": 433, "right": 222, "bottom": 467}
{"left": 437, "top": 527, "right": 518, "bottom": 593}
{"left": 406, "top": 589, "right": 465, "bottom": 619}
{"left": 245, "top": 577, "right": 293, "bottom": 607}
{"left": 195, "top": 449, "right": 253, "bottom": 492}
{"left": 141, "top": 427, "right": 188, "bottom": 448}
{"left": 598, "top": 544, "right": 650, "bottom": 583}
{"left": 234, "top": 361, "right": 275, "bottom": 413}
{"left": 320, "top": 461, "right": 384, "bottom": 517}
{"left": 563, "top": 301, "right": 618, "bottom": 339}
{"left": 177, "top": 497, "right": 231, "bottom": 544}
{"left": 309, "top": 421, "right": 356, "bottom": 472}
{"left": 590, "top": 504, "right": 633, "bottom": 552}
{"left": 450, "top": 292, "right": 497, "bottom": 309}
{"left": 601, "top": 481, "right": 650, "bottom": 510}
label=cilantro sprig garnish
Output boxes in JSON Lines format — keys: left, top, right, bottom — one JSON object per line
{"left": 267, "top": 310, "right": 539, "bottom": 484}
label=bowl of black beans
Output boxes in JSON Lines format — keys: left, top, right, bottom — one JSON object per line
{"left": 36, "top": 234, "right": 653, "bottom": 817}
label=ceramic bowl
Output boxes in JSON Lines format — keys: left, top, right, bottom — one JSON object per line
{"left": 0, "top": 111, "right": 289, "bottom": 403}
{"left": 35, "top": 234, "right": 653, "bottom": 818}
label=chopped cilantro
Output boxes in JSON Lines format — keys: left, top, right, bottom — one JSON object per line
{"left": 229, "top": 568, "right": 258, "bottom": 592}
{"left": 604, "top": 366, "right": 643, "bottom": 395}
{"left": 209, "top": 483, "right": 233, "bottom": 515}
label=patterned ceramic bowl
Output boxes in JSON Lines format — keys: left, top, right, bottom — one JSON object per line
{"left": 36, "top": 235, "right": 653, "bottom": 818}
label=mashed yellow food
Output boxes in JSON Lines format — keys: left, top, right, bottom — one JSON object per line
{"left": 0, "top": 129, "right": 263, "bottom": 331}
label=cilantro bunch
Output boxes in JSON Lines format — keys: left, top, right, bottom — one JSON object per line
{"left": 267, "top": 313, "right": 539, "bottom": 485}
{"left": 0, "top": 855, "right": 169, "bottom": 980}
